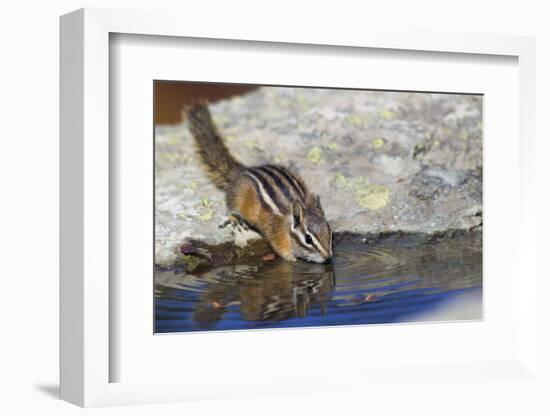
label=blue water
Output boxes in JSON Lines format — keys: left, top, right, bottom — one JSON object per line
{"left": 155, "top": 235, "right": 482, "bottom": 333}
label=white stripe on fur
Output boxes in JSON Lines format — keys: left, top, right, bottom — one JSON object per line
{"left": 244, "top": 172, "right": 283, "bottom": 216}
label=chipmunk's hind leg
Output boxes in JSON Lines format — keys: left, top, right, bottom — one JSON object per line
{"left": 226, "top": 174, "right": 263, "bottom": 227}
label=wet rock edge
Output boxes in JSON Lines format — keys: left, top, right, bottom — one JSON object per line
{"left": 156, "top": 227, "right": 482, "bottom": 275}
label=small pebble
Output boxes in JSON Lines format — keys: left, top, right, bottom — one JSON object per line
{"left": 180, "top": 242, "right": 196, "bottom": 254}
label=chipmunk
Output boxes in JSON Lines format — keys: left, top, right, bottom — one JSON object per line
{"left": 186, "top": 104, "right": 333, "bottom": 264}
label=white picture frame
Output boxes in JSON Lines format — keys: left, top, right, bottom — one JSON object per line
{"left": 60, "top": 7, "right": 539, "bottom": 408}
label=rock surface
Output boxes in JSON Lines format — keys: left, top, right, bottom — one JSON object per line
{"left": 155, "top": 87, "right": 482, "bottom": 267}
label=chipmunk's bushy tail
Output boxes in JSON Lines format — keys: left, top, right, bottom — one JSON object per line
{"left": 185, "top": 104, "right": 244, "bottom": 191}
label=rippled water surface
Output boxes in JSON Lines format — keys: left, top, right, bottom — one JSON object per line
{"left": 155, "top": 235, "right": 482, "bottom": 333}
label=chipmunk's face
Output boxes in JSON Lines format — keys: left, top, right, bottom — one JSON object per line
{"left": 290, "top": 197, "right": 333, "bottom": 264}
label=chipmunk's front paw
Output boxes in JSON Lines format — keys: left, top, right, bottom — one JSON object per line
{"left": 279, "top": 252, "right": 296, "bottom": 262}
{"left": 219, "top": 214, "right": 249, "bottom": 234}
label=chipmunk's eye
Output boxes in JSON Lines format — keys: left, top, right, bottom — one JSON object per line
{"left": 305, "top": 234, "right": 314, "bottom": 245}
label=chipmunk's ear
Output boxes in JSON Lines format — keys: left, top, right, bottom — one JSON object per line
{"left": 292, "top": 199, "right": 305, "bottom": 228}
{"left": 316, "top": 195, "right": 324, "bottom": 213}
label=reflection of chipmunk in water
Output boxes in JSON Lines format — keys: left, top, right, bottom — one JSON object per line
{"left": 193, "top": 260, "right": 335, "bottom": 326}
{"left": 186, "top": 104, "right": 333, "bottom": 264}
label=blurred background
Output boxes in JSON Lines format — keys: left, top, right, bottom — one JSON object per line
{"left": 155, "top": 81, "right": 258, "bottom": 125}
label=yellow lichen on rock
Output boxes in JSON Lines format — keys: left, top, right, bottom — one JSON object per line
{"left": 346, "top": 113, "right": 363, "bottom": 128}
{"left": 379, "top": 109, "right": 396, "bottom": 120}
{"left": 197, "top": 197, "right": 215, "bottom": 221}
{"left": 372, "top": 137, "right": 385, "bottom": 149}
{"left": 167, "top": 134, "right": 182, "bottom": 146}
{"left": 356, "top": 185, "right": 390, "bottom": 210}
{"left": 225, "top": 135, "right": 237, "bottom": 143}
{"left": 333, "top": 173, "right": 369, "bottom": 192}
{"left": 186, "top": 180, "right": 198, "bottom": 193}
{"left": 244, "top": 140, "right": 263, "bottom": 150}
{"left": 295, "top": 94, "right": 310, "bottom": 111}
{"left": 212, "top": 113, "right": 230, "bottom": 126}
{"left": 333, "top": 173, "right": 389, "bottom": 210}
{"left": 333, "top": 172, "right": 348, "bottom": 186}
{"left": 201, "top": 197, "right": 213, "bottom": 208}
{"left": 307, "top": 146, "right": 323, "bottom": 164}
{"left": 198, "top": 209, "right": 215, "bottom": 222}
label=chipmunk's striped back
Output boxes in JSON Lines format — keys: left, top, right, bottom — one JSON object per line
{"left": 242, "top": 165, "right": 308, "bottom": 217}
